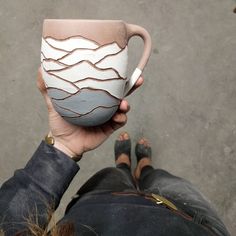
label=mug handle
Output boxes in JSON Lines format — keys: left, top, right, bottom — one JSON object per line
{"left": 123, "top": 23, "right": 152, "bottom": 97}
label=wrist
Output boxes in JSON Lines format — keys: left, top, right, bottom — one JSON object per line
{"left": 54, "top": 139, "right": 77, "bottom": 157}
{"left": 45, "top": 132, "right": 83, "bottom": 162}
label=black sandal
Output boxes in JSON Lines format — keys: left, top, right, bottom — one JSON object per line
{"left": 114, "top": 134, "right": 131, "bottom": 163}
{"left": 135, "top": 139, "right": 152, "bottom": 163}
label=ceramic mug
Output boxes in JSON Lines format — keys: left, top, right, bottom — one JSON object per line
{"left": 41, "top": 19, "right": 152, "bottom": 126}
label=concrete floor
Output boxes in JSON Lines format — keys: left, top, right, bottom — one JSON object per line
{"left": 0, "top": 0, "right": 235, "bottom": 234}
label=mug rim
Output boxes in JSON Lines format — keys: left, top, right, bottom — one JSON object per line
{"left": 44, "top": 19, "right": 124, "bottom": 23}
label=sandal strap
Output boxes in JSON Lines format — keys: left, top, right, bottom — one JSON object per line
{"left": 114, "top": 139, "right": 131, "bottom": 161}
{"left": 135, "top": 143, "right": 152, "bottom": 162}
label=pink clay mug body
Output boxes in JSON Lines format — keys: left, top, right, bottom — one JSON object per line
{"left": 41, "top": 19, "right": 152, "bottom": 126}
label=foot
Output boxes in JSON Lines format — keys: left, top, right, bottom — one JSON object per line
{"left": 134, "top": 138, "right": 152, "bottom": 180}
{"left": 114, "top": 132, "right": 131, "bottom": 167}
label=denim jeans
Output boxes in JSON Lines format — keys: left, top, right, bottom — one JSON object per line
{"left": 65, "top": 164, "right": 230, "bottom": 236}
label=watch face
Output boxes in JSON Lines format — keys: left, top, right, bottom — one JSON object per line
{"left": 45, "top": 135, "right": 55, "bottom": 145}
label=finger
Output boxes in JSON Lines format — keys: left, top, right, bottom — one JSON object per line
{"left": 110, "top": 106, "right": 129, "bottom": 130}
{"left": 134, "top": 76, "right": 144, "bottom": 89}
{"left": 126, "top": 76, "right": 144, "bottom": 96}
{"left": 112, "top": 113, "right": 127, "bottom": 124}
{"left": 100, "top": 112, "right": 127, "bottom": 135}
{"left": 119, "top": 100, "right": 130, "bottom": 113}
{"left": 110, "top": 116, "right": 127, "bottom": 131}
{"left": 37, "top": 67, "right": 55, "bottom": 112}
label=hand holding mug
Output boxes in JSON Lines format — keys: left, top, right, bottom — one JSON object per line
{"left": 37, "top": 68, "right": 143, "bottom": 158}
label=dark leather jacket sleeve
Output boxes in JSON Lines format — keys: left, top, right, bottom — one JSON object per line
{"left": 0, "top": 141, "right": 80, "bottom": 235}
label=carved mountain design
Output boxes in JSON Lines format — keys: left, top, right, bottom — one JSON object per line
{"left": 62, "top": 105, "right": 119, "bottom": 126}
{"left": 58, "top": 42, "right": 122, "bottom": 65}
{"left": 41, "top": 52, "right": 46, "bottom": 63}
{"left": 45, "top": 35, "right": 100, "bottom": 51}
{"left": 42, "top": 59, "right": 67, "bottom": 71}
{"left": 48, "top": 61, "right": 121, "bottom": 82}
{"left": 40, "top": 35, "right": 127, "bottom": 125}
{"left": 41, "top": 38, "right": 68, "bottom": 60}
{"left": 51, "top": 88, "right": 120, "bottom": 115}
{"left": 53, "top": 102, "right": 81, "bottom": 117}
{"left": 47, "top": 88, "right": 72, "bottom": 100}
{"left": 75, "top": 78, "right": 125, "bottom": 99}
{"left": 42, "top": 68, "right": 79, "bottom": 93}
{"left": 57, "top": 104, "right": 119, "bottom": 118}
{"left": 95, "top": 46, "right": 128, "bottom": 78}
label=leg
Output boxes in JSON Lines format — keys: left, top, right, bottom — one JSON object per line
{"left": 75, "top": 165, "right": 135, "bottom": 196}
{"left": 65, "top": 132, "right": 136, "bottom": 213}
{"left": 135, "top": 138, "right": 230, "bottom": 236}
{"left": 139, "top": 166, "right": 219, "bottom": 217}
{"left": 79, "top": 132, "right": 135, "bottom": 194}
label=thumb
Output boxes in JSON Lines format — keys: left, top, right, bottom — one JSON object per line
{"left": 37, "top": 67, "right": 54, "bottom": 112}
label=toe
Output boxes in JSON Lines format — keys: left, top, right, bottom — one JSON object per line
{"left": 143, "top": 139, "right": 149, "bottom": 147}
{"left": 138, "top": 138, "right": 150, "bottom": 147}
{"left": 118, "top": 132, "right": 124, "bottom": 141}
{"left": 118, "top": 132, "right": 130, "bottom": 141}
{"left": 123, "top": 132, "right": 129, "bottom": 140}
{"left": 138, "top": 138, "right": 145, "bottom": 145}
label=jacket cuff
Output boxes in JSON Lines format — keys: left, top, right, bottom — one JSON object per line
{"left": 24, "top": 141, "right": 80, "bottom": 199}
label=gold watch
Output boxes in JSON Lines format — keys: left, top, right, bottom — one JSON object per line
{"left": 44, "top": 134, "right": 82, "bottom": 162}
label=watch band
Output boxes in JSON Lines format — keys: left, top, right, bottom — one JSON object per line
{"left": 44, "top": 134, "right": 82, "bottom": 162}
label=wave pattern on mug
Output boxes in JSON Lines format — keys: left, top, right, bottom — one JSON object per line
{"left": 41, "top": 35, "right": 127, "bottom": 125}
{"left": 52, "top": 88, "right": 120, "bottom": 114}
{"left": 63, "top": 105, "right": 119, "bottom": 126}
